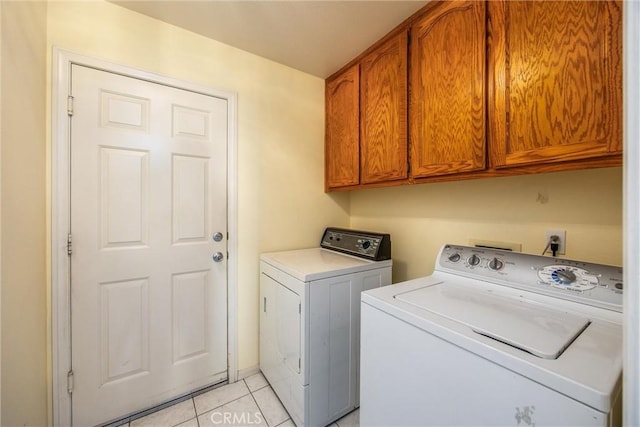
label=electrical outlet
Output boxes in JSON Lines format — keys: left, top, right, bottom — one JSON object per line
{"left": 545, "top": 229, "right": 566, "bottom": 255}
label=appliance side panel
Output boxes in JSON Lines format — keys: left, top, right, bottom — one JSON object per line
{"left": 354, "top": 266, "right": 392, "bottom": 405}
{"left": 309, "top": 274, "right": 358, "bottom": 425}
{"left": 360, "top": 303, "right": 609, "bottom": 427}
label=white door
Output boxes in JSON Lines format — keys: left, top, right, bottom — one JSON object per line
{"left": 70, "top": 64, "right": 228, "bottom": 426}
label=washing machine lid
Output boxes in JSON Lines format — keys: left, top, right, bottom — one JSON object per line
{"left": 394, "top": 282, "right": 591, "bottom": 360}
{"left": 260, "top": 248, "right": 391, "bottom": 282}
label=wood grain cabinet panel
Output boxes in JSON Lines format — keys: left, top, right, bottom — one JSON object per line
{"left": 325, "top": 64, "right": 360, "bottom": 189}
{"left": 360, "top": 32, "right": 408, "bottom": 184}
{"left": 410, "top": 1, "right": 486, "bottom": 178}
{"left": 489, "top": 0, "right": 622, "bottom": 168}
{"left": 323, "top": 0, "right": 622, "bottom": 192}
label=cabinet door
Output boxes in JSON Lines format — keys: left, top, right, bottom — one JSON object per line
{"left": 489, "top": 1, "right": 622, "bottom": 168}
{"left": 410, "top": 1, "right": 486, "bottom": 178}
{"left": 325, "top": 65, "right": 360, "bottom": 189}
{"left": 360, "top": 32, "right": 408, "bottom": 184}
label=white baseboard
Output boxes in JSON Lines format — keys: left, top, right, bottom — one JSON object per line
{"left": 236, "top": 365, "right": 260, "bottom": 380}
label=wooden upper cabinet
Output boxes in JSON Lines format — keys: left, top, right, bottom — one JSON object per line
{"left": 325, "top": 64, "right": 360, "bottom": 189}
{"left": 410, "top": 1, "right": 486, "bottom": 178}
{"left": 360, "top": 31, "right": 408, "bottom": 184}
{"left": 489, "top": 0, "right": 622, "bottom": 168}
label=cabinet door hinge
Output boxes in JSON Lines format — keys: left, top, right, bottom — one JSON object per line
{"left": 67, "top": 370, "right": 74, "bottom": 394}
{"left": 67, "top": 96, "right": 74, "bottom": 116}
{"left": 298, "top": 358, "right": 301, "bottom": 370}
{"left": 263, "top": 297, "right": 267, "bottom": 313}
{"left": 67, "top": 233, "right": 72, "bottom": 256}
{"left": 298, "top": 303, "right": 301, "bottom": 314}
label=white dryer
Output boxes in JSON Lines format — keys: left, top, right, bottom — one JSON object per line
{"left": 260, "top": 228, "right": 392, "bottom": 427}
{"left": 361, "top": 244, "right": 622, "bottom": 427}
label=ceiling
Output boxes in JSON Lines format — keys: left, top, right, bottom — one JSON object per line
{"left": 112, "top": 1, "right": 428, "bottom": 78}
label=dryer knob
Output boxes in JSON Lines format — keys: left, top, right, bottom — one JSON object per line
{"left": 448, "top": 253, "right": 461, "bottom": 263}
{"left": 468, "top": 254, "right": 481, "bottom": 266}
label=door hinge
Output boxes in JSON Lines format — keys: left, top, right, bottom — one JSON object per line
{"left": 298, "top": 358, "right": 301, "bottom": 370}
{"left": 67, "top": 96, "right": 74, "bottom": 116}
{"left": 263, "top": 297, "right": 267, "bottom": 313}
{"left": 67, "top": 233, "right": 72, "bottom": 256}
{"left": 298, "top": 303, "right": 301, "bottom": 314}
{"left": 67, "top": 370, "right": 74, "bottom": 394}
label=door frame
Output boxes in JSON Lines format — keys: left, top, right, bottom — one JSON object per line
{"left": 51, "top": 48, "right": 238, "bottom": 426}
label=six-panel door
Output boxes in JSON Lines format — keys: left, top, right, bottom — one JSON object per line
{"left": 70, "top": 64, "right": 229, "bottom": 426}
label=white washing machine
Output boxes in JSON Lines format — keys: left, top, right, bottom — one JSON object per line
{"left": 360, "top": 244, "right": 623, "bottom": 427}
{"left": 260, "top": 228, "right": 392, "bottom": 427}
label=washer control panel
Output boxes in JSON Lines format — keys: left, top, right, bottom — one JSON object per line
{"left": 320, "top": 227, "right": 391, "bottom": 261}
{"left": 437, "top": 244, "right": 623, "bottom": 312}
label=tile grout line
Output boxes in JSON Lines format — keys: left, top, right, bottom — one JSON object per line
{"left": 193, "top": 380, "right": 260, "bottom": 424}
{"left": 246, "top": 378, "right": 271, "bottom": 427}
{"left": 193, "top": 382, "right": 252, "bottom": 419}
{"left": 252, "top": 383, "right": 292, "bottom": 427}
{"left": 131, "top": 374, "right": 297, "bottom": 427}
{"left": 192, "top": 397, "right": 200, "bottom": 427}
{"left": 251, "top": 383, "right": 270, "bottom": 393}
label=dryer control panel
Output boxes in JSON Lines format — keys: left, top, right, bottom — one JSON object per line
{"left": 321, "top": 228, "right": 391, "bottom": 261}
{"left": 436, "top": 244, "right": 623, "bottom": 312}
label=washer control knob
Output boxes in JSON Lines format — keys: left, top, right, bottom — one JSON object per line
{"left": 448, "top": 253, "right": 461, "bottom": 263}
{"left": 362, "top": 240, "right": 371, "bottom": 250}
{"left": 468, "top": 254, "right": 481, "bottom": 266}
{"left": 554, "top": 269, "right": 577, "bottom": 284}
{"left": 488, "top": 258, "right": 504, "bottom": 271}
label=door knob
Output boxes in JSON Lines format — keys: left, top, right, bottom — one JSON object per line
{"left": 212, "top": 252, "right": 224, "bottom": 262}
{"left": 212, "top": 232, "right": 224, "bottom": 242}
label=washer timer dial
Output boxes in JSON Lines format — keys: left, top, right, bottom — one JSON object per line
{"left": 468, "top": 254, "right": 481, "bottom": 266}
{"left": 448, "top": 252, "right": 461, "bottom": 263}
{"left": 488, "top": 257, "right": 504, "bottom": 271}
{"left": 537, "top": 265, "right": 598, "bottom": 291}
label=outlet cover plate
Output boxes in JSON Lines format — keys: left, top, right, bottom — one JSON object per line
{"left": 545, "top": 229, "right": 566, "bottom": 255}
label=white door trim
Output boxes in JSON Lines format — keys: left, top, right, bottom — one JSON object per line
{"left": 51, "top": 48, "right": 238, "bottom": 426}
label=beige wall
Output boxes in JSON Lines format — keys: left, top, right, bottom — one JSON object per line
{"left": 1, "top": 1, "right": 49, "bottom": 426}
{"left": 351, "top": 167, "right": 623, "bottom": 283}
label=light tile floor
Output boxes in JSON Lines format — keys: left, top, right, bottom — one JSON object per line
{"left": 116, "top": 372, "right": 359, "bottom": 427}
